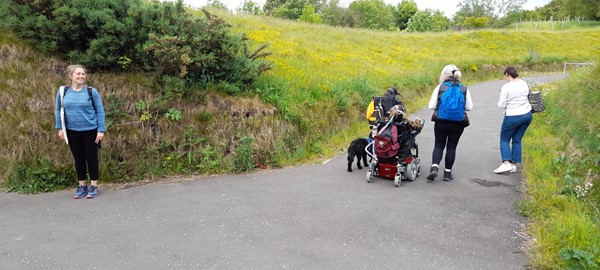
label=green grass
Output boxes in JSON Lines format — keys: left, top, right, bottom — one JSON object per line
{"left": 511, "top": 20, "right": 600, "bottom": 31}
{"left": 520, "top": 64, "right": 600, "bottom": 269}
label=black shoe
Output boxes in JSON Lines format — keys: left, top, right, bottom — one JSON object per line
{"left": 426, "top": 167, "right": 438, "bottom": 181}
{"left": 443, "top": 171, "right": 454, "bottom": 181}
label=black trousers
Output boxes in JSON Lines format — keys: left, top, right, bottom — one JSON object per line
{"left": 432, "top": 122, "right": 465, "bottom": 170}
{"left": 66, "top": 129, "right": 99, "bottom": 180}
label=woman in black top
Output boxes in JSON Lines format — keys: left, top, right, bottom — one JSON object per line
{"left": 426, "top": 64, "right": 473, "bottom": 181}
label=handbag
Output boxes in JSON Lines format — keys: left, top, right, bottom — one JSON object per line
{"left": 528, "top": 84, "right": 545, "bottom": 113}
{"left": 461, "top": 112, "right": 470, "bottom": 127}
{"left": 59, "top": 86, "right": 69, "bottom": 145}
{"left": 431, "top": 110, "right": 470, "bottom": 127}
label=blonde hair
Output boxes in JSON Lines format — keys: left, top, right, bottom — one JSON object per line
{"left": 65, "top": 64, "right": 86, "bottom": 84}
{"left": 439, "top": 64, "right": 461, "bottom": 84}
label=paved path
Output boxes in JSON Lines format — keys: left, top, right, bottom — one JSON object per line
{"left": 0, "top": 75, "right": 563, "bottom": 270}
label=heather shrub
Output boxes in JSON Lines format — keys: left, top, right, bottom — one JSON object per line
{"left": 0, "top": 0, "right": 270, "bottom": 90}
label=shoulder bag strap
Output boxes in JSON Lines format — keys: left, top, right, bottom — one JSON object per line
{"left": 87, "top": 86, "right": 96, "bottom": 112}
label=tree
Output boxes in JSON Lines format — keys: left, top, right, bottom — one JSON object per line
{"left": 431, "top": 10, "right": 451, "bottom": 31}
{"left": 454, "top": 0, "right": 526, "bottom": 27}
{"left": 406, "top": 9, "right": 450, "bottom": 32}
{"left": 321, "top": 0, "right": 358, "bottom": 27}
{"left": 455, "top": 0, "right": 494, "bottom": 19}
{"left": 321, "top": 0, "right": 343, "bottom": 26}
{"left": 264, "top": 0, "right": 287, "bottom": 15}
{"left": 393, "top": 0, "right": 418, "bottom": 30}
{"left": 455, "top": 0, "right": 526, "bottom": 18}
{"left": 561, "top": 0, "right": 600, "bottom": 20}
{"left": 299, "top": 5, "right": 324, "bottom": 23}
{"left": 519, "top": 0, "right": 600, "bottom": 21}
{"left": 265, "top": 0, "right": 323, "bottom": 18}
{"left": 205, "top": 0, "right": 228, "bottom": 10}
{"left": 536, "top": 0, "right": 562, "bottom": 19}
{"left": 238, "top": 0, "right": 262, "bottom": 15}
{"left": 273, "top": 0, "right": 309, "bottom": 20}
{"left": 494, "top": 0, "right": 526, "bottom": 16}
{"left": 348, "top": 0, "right": 394, "bottom": 30}
{"left": 464, "top": 16, "right": 490, "bottom": 28}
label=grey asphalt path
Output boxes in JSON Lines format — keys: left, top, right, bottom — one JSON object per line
{"left": 0, "top": 75, "right": 563, "bottom": 270}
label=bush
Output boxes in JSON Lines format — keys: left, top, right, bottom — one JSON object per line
{"left": 5, "top": 158, "right": 73, "bottom": 194}
{"left": 406, "top": 9, "right": 450, "bottom": 32}
{"left": 0, "top": 0, "right": 271, "bottom": 91}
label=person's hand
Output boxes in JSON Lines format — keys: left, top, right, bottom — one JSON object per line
{"left": 95, "top": 132, "right": 104, "bottom": 144}
{"left": 58, "top": 130, "right": 64, "bottom": 140}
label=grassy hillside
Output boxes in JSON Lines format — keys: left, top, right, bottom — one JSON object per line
{"left": 512, "top": 20, "right": 600, "bottom": 31}
{"left": 216, "top": 10, "right": 600, "bottom": 88}
{"left": 212, "top": 9, "right": 600, "bottom": 137}
{"left": 2, "top": 9, "right": 600, "bottom": 192}
{"left": 521, "top": 64, "right": 599, "bottom": 269}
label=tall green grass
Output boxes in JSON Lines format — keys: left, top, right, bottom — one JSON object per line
{"left": 520, "top": 64, "right": 599, "bottom": 269}
{"left": 512, "top": 20, "right": 600, "bottom": 31}
{"left": 211, "top": 8, "right": 600, "bottom": 137}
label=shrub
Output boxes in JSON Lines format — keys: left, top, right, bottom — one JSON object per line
{"left": 5, "top": 158, "right": 73, "bottom": 194}
{"left": 232, "top": 137, "right": 256, "bottom": 173}
{"left": 0, "top": 0, "right": 271, "bottom": 91}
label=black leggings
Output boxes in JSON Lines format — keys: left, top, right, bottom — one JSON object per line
{"left": 432, "top": 122, "right": 465, "bottom": 170}
{"left": 66, "top": 129, "right": 99, "bottom": 180}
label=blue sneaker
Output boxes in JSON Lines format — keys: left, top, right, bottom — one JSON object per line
{"left": 86, "top": 185, "right": 98, "bottom": 199}
{"left": 74, "top": 185, "right": 88, "bottom": 199}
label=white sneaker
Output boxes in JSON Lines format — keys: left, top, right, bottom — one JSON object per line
{"left": 493, "top": 163, "right": 513, "bottom": 174}
{"left": 511, "top": 164, "right": 517, "bottom": 173}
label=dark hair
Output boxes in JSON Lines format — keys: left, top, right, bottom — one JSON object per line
{"left": 504, "top": 66, "right": 519, "bottom": 78}
{"left": 386, "top": 87, "right": 399, "bottom": 96}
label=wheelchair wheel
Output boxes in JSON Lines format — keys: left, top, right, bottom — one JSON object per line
{"left": 394, "top": 174, "right": 401, "bottom": 187}
{"left": 366, "top": 170, "right": 373, "bottom": 183}
{"left": 405, "top": 159, "right": 418, "bottom": 182}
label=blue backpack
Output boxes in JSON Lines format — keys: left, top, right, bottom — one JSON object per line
{"left": 437, "top": 82, "right": 465, "bottom": 121}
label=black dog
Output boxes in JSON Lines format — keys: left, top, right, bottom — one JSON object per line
{"left": 347, "top": 138, "right": 369, "bottom": 172}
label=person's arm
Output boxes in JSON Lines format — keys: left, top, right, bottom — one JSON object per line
{"left": 497, "top": 86, "right": 509, "bottom": 109}
{"left": 55, "top": 89, "right": 62, "bottom": 129}
{"left": 464, "top": 88, "right": 473, "bottom": 111}
{"left": 428, "top": 85, "right": 440, "bottom": 110}
{"left": 92, "top": 89, "right": 106, "bottom": 144}
{"left": 92, "top": 89, "right": 106, "bottom": 132}
{"left": 395, "top": 97, "right": 404, "bottom": 106}
{"left": 394, "top": 98, "right": 406, "bottom": 113}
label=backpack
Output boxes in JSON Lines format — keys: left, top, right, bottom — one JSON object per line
{"left": 437, "top": 82, "right": 465, "bottom": 122}
{"left": 374, "top": 124, "right": 399, "bottom": 159}
{"left": 366, "top": 96, "right": 402, "bottom": 124}
{"left": 366, "top": 98, "right": 377, "bottom": 123}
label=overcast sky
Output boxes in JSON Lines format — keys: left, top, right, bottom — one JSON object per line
{"left": 180, "top": 0, "right": 551, "bottom": 17}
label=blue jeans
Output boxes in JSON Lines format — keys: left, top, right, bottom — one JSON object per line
{"left": 500, "top": 112, "right": 532, "bottom": 163}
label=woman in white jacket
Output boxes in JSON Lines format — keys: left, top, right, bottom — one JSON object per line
{"left": 494, "top": 66, "right": 532, "bottom": 174}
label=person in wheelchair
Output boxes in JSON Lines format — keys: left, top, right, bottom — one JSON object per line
{"left": 364, "top": 87, "right": 425, "bottom": 186}
{"left": 366, "top": 87, "right": 419, "bottom": 139}
{"left": 367, "top": 87, "right": 405, "bottom": 125}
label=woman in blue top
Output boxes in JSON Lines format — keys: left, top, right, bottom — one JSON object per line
{"left": 55, "top": 65, "right": 106, "bottom": 199}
